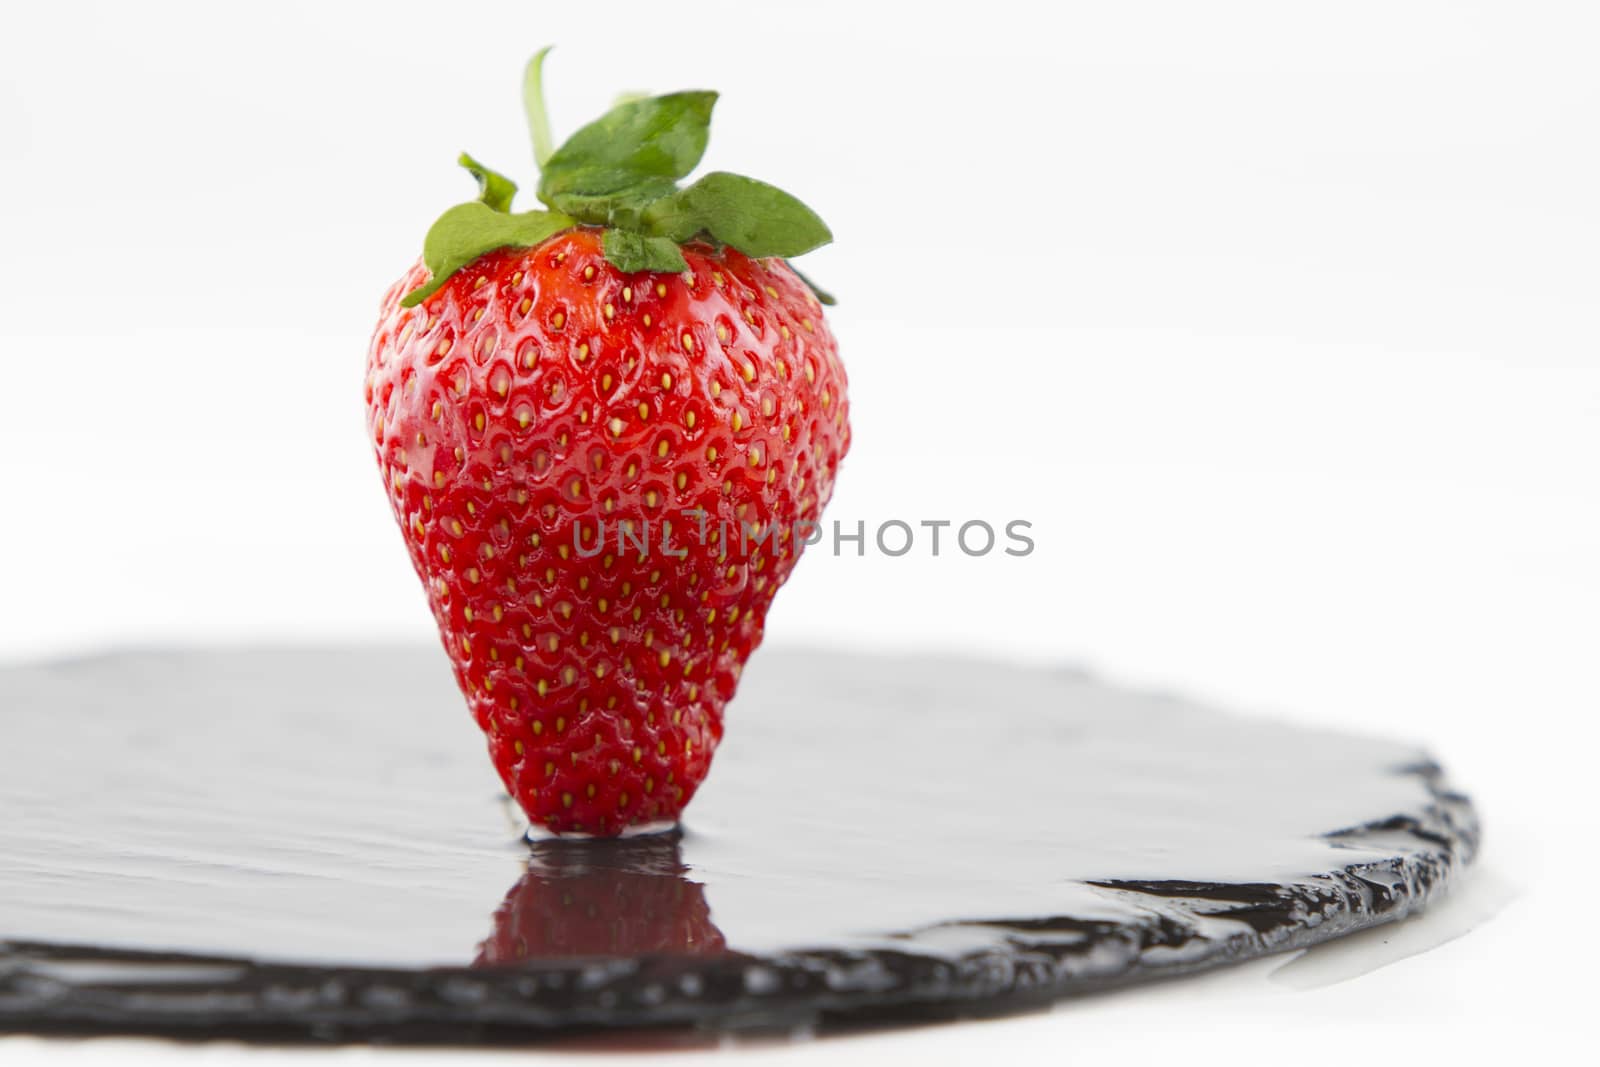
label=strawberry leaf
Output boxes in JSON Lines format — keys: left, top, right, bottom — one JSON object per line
{"left": 547, "top": 178, "right": 678, "bottom": 228}
{"left": 537, "top": 91, "right": 717, "bottom": 201}
{"left": 603, "top": 229, "right": 689, "bottom": 274}
{"left": 641, "top": 172, "right": 831, "bottom": 259}
{"left": 402, "top": 203, "right": 574, "bottom": 307}
{"left": 457, "top": 152, "right": 518, "bottom": 212}
{"left": 785, "top": 262, "right": 838, "bottom": 306}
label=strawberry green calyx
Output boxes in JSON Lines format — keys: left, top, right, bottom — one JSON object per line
{"left": 401, "top": 48, "right": 834, "bottom": 307}
{"left": 457, "top": 152, "right": 518, "bottom": 212}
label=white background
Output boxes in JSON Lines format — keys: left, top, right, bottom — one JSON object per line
{"left": 1, "top": 0, "right": 1595, "bottom": 1061}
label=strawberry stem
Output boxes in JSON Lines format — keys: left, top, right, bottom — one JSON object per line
{"left": 524, "top": 46, "right": 555, "bottom": 170}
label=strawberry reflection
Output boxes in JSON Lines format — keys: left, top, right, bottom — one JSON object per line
{"left": 473, "top": 830, "right": 726, "bottom": 964}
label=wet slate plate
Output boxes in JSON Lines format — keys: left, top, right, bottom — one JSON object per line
{"left": 0, "top": 647, "right": 1477, "bottom": 1041}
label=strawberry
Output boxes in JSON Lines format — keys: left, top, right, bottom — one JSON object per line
{"left": 365, "top": 50, "right": 849, "bottom": 836}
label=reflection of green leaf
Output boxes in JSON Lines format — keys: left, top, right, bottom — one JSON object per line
{"left": 537, "top": 91, "right": 717, "bottom": 200}
{"left": 457, "top": 152, "right": 517, "bottom": 212}
{"left": 603, "top": 229, "right": 689, "bottom": 273}
{"left": 642, "top": 172, "right": 831, "bottom": 258}
{"left": 401, "top": 203, "right": 574, "bottom": 307}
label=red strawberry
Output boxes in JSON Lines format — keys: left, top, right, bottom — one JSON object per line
{"left": 365, "top": 52, "right": 848, "bottom": 836}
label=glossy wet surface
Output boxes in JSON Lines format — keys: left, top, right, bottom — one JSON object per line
{"left": 0, "top": 647, "right": 1477, "bottom": 1040}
